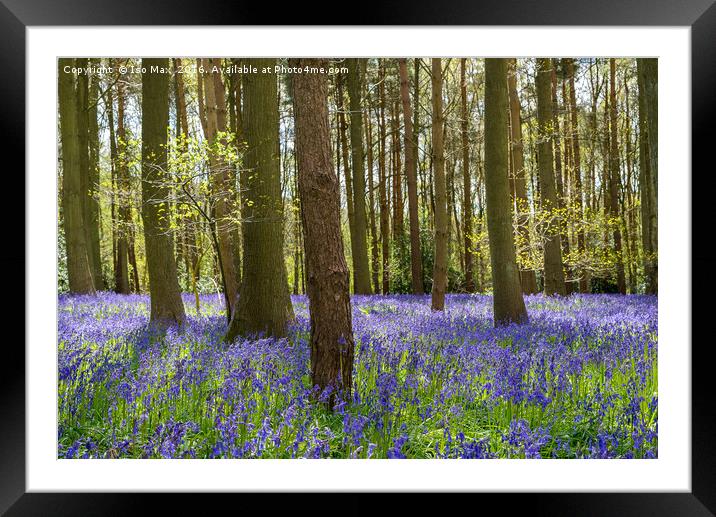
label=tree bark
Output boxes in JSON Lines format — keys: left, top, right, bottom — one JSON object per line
{"left": 59, "top": 59, "right": 95, "bottom": 294}
{"left": 141, "top": 58, "right": 186, "bottom": 327}
{"left": 345, "top": 59, "right": 373, "bottom": 294}
{"left": 458, "top": 59, "right": 475, "bottom": 293}
{"left": 398, "top": 58, "right": 424, "bottom": 294}
{"left": 335, "top": 74, "right": 356, "bottom": 286}
{"left": 200, "top": 58, "right": 240, "bottom": 317}
{"left": 365, "top": 83, "right": 381, "bottom": 295}
{"left": 86, "top": 59, "right": 104, "bottom": 290}
{"left": 551, "top": 60, "right": 573, "bottom": 289}
{"left": 609, "top": 59, "right": 627, "bottom": 294}
{"left": 484, "top": 58, "right": 528, "bottom": 325}
{"left": 228, "top": 59, "right": 293, "bottom": 339}
{"left": 430, "top": 59, "right": 449, "bottom": 311}
{"left": 291, "top": 58, "right": 355, "bottom": 406}
{"left": 114, "top": 65, "right": 131, "bottom": 294}
{"left": 565, "top": 58, "right": 588, "bottom": 292}
{"left": 378, "top": 60, "right": 390, "bottom": 294}
{"left": 507, "top": 59, "right": 538, "bottom": 294}
{"left": 536, "top": 59, "right": 567, "bottom": 296}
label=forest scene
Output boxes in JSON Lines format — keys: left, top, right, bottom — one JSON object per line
{"left": 57, "top": 57, "right": 658, "bottom": 459}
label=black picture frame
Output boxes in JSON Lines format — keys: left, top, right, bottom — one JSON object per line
{"left": 4, "top": 1, "right": 714, "bottom": 514}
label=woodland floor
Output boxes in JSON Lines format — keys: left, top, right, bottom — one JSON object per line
{"left": 58, "top": 292, "right": 657, "bottom": 459}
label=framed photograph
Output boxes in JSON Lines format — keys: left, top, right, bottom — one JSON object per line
{"left": 6, "top": 0, "right": 714, "bottom": 514}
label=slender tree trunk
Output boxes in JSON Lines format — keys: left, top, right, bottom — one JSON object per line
{"left": 536, "top": 59, "right": 567, "bottom": 296}
{"left": 201, "top": 58, "right": 240, "bottom": 317}
{"left": 141, "top": 58, "right": 186, "bottom": 326}
{"left": 398, "top": 58, "right": 424, "bottom": 294}
{"left": 228, "top": 59, "right": 294, "bottom": 339}
{"left": 226, "top": 59, "right": 243, "bottom": 285}
{"left": 507, "top": 59, "right": 538, "bottom": 294}
{"left": 335, "top": 74, "right": 356, "bottom": 284}
{"left": 565, "top": 59, "right": 588, "bottom": 292}
{"left": 551, "top": 60, "right": 573, "bottom": 288}
{"left": 609, "top": 59, "right": 627, "bottom": 294}
{"left": 59, "top": 59, "right": 95, "bottom": 294}
{"left": 114, "top": 65, "right": 131, "bottom": 294}
{"left": 86, "top": 60, "right": 104, "bottom": 289}
{"left": 484, "top": 58, "right": 528, "bottom": 325}
{"left": 391, "top": 97, "right": 404, "bottom": 242}
{"left": 365, "top": 84, "right": 380, "bottom": 295}
{"left": 106, "top": 77, "right": 118, "bottom": 286}
{"left": 458, "top": 59, "right": 475, "bottom": 292}
{"left": 430, "top": 59, "right": 448, "bottom": 311}
{"left": 378, "top": 61, "right": 390, "bottom": 294}
{"left": 345, "top": 59, "right": 373, "bottom": 294}
{"left": 291, "top": 58, "right": 355, "bottom": 406}
{"left": 173, "top": 58, "right": 201, "bottom": 290}
{"left": 623, "top": 75, "right": 637, "bottom": 293}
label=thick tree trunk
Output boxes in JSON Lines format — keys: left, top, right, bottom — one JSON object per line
{"left": 228, "top": 59, "right": 293, "bottom": 339}
{"left": 398, "top": 58, "right": 424, "bottom": 294}
{"left": 430, "top": 59, "right": 449, "bottom": 311}
{"left": 536, "top": 59, "right": 567, "bottom": 296}
{"left": 507, "top": 59, "right": 538, "bottom": 294}
{"left": 291, "top": 58, "right": 355, "bottom": 406}
{"left": 484, "top": 58, "right": 528, "bottom": 325}
{"left": 345, "top": 59, "right": 373, "bottom": 294}
{"left": 59, "top": 59, "right": 95, "bottom": 294}
{"left": 141, "top": 58, "right": 186, "bottom": 327}
{"left": 609, "top": 59, "right": 627, "bottom": 294}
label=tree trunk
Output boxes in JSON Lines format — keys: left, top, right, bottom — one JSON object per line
{"left": 114, "top": 65, "right": 131, "bottom": 294}
{"left": 291, "top": 58, "right": 355, "bottom": 406}
{"left": 391, "top": 97, "right": 404, "bottom": 242}
{"left": 507, "top": 59, "right": 538, "bottom": 294}
{"left": 365, "top": 83, "right": 381, "bottom": 295}
{"left": 484, "top": 58, "right": 528, "bottom": 325}
{"left": 173, "top": 58, "right": 200, "bottom": 290}
{"left": 536, "top": 59, "right": 567, "bottom": 296}
{"left": 565, "top": 59, "right": 588, "bottom": 292}
{"left": 201, "top": 58, "right": 240, "bottom": 317}
{"left": 105, "top": 75, "right": 118, "bottom": 287}
{"left": 335, "top": 74, "right": 356, "bottom": 287}
{"left": 430, "top": 59, "right": 449, "bottom": 311}
{"left": 378, "top": 61, "right": 390, "bottom": 294}
{"left": 345, "top": 59, "right": 373, "bottom": 294}
{"left": 86, "top": 59, "right": 104, "bottom": 290}
{"left": 398, "top": 58, "right": 424, "bottom": 294}
{"left": 141, "top": 58, "right": 186, "bottom": 327}
{"left": 458, "top": 59, "right": 475, "bottom": 293}
{"left": 609, "top": 59, "right": 627, "bottom": 294}
{"left": 59, "top": 59, "right": 95, "bottom": 294}
{"left": 228, "top": 59, "right": 293, "bottom": 339}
